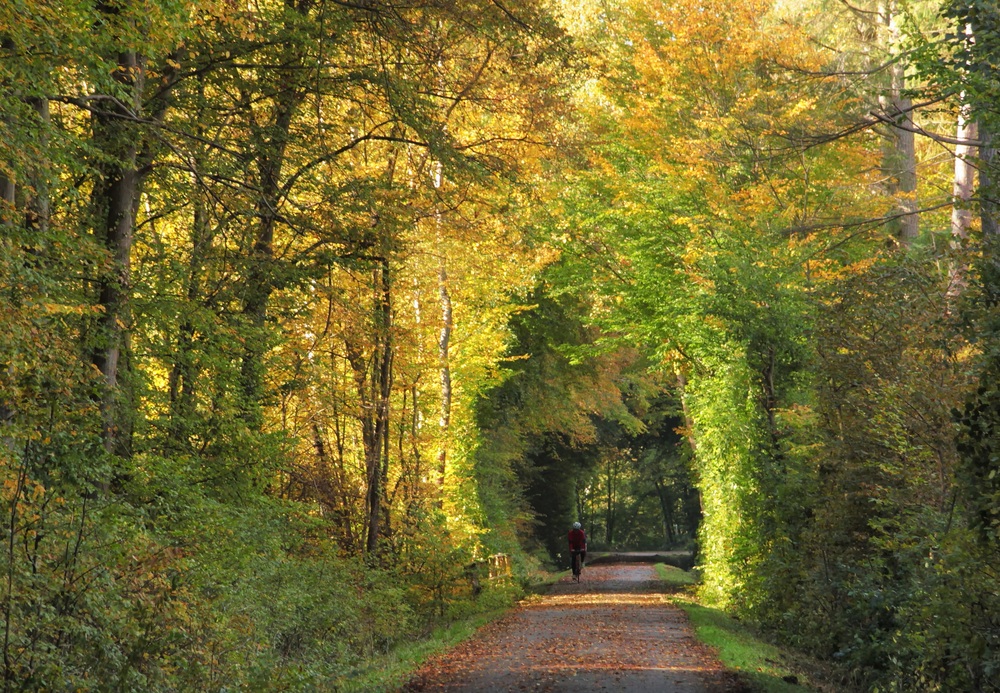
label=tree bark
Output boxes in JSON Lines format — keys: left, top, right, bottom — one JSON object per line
{"left": 605, "top": 457, "right": 616, "bottom": 545}
{"left": 89, "top": 9, "right": 180, "bottom": 461}
{"left": 238, "top": 0, "right": 309, "bottom": 429}
{"left": 0, "top": 178, "right": 13, "bottom": 214}
{"left": 169, "top": 75, "right": 212, "bottom": 440}
{"left": 0, "top": 39, "right": 14, "bottom": 221}
{"left": 947, "top": 102, "right": 977, "bottom": 304}
{"left": 654, "top": 479, "right": 676, "bottom": 546}
{"left": 330, "top": 379, "right": 358, "bottom": 550}
{"left": 90, "top": 48, "right": 144, "bottom": 460}
{"left": 953, "top": 115, "right": 978, "bottom": 240}
{"left": 366, "top": 258, "right": 393, "bottom": 554}
{"left": 168, "top": 188, "right": 210, "bottom": 439}
{"left": 675, "top": 369, "right": 697, "bottom": 454}
{"left": 437, "top": 260, "right": 452, "bottom": 492}
{"left": 981, "top": 127, "right": 999, "bottom": 239}
{"left": 347, "top": 257, "right": 394, "bottom": 556}
{"left": 240, "top": 89, "right": 300, "bottom": 428}
{"left": 879, "top": 0, "right": 919, "bottom": 246}
{"left": 24, "top": 97, "right": 49, "bottom": 234}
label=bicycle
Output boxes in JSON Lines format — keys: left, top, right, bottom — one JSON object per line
{"left": 571, "top": 550, "right": 584, "bottom": 582}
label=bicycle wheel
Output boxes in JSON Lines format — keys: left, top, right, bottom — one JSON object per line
{"left": 572, "top": 552, "right": 581, "bottom": 581}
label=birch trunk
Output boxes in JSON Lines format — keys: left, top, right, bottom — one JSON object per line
{"left": 947, "top": 102, "right": 977, "bottom": 304}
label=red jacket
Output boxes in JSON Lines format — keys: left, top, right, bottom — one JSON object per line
{"left": 568, "top": 528, "right": 587, "bottom": 551}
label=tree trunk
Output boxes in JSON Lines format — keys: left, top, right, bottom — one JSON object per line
{"left": 605, "top": 458, "right": 616, "bottom": 545}
{"left": 365, "top": 258, "right": 393, "bottom": 555}
{"left": 0, "top": 38, "right": 13, "bottom": 221}
{"left": 169, "top": 75, "right": 211, "bottom": 440}
{"left": 675, "top": 369, "right": 697, "bottom": 454}
{"left": 238, "top": 0, "right": 308, "bottom": 428}
{"left": 654, "top": 480, "right": 676, "bottom": 546}
{"left": 347, "top": 258, "right": 395, "bottom": 557}
{"left": 437, "top": 260, "right": 452, "bottom": 493}
{"left": 879, "top": 0, "right": 919, "bottom": 246}
{"left": 24, "top": 97, "right": 49, "bottom": 234}
{"left": 981, "top": 127, "right": 999, "bottom": 239}
{"left": 330, "top": 381, "right": 358, "bottom": 550}
{"left": 240, "top": 90, "right": 299, "bottom": 428}
{"left": 168, "top": 190, "right": 209, "bottom": 440}
{"left": 91, "top": 49, "right": 144, "bottom": 460}
{"left": 0, "top": 85, "right": 15, "bottom": 435}
{"left": 947, "top": 101, "right": 977, "bottom": 304}
{"left": 0, "top": 177, "right": 12, "bottom": 215}
{"left": 89, "top": 29, "right": 178, "bottom": 463}
{"left": 412, "top": 383, "right": 422, "bottom": 487}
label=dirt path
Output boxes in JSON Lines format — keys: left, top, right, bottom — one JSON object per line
{"left": 402, "top": 564, "right": 745, "bottom": 693}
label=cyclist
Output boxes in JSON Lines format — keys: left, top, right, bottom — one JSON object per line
{"left": 568, "top": 521, "right": 587, "bottom": 580}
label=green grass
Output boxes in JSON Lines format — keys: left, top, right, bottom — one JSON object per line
{"left": 335, "top": 607, "right": 509, "bottom": 692}
{"left": 655, "top": 562, "right": 699, "bottom": 587}
{"left": 655, "top": 564, "right": 827, "bottom": 692}
{"left": 678, "top": 600, "right": 814, "bottom": 692}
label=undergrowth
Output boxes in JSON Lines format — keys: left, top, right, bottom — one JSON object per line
{"left": 336, "top": 597, "right": 514, "bottom": 692}
{"left": 656, "top": 564, "right": 841, "bottom": 693}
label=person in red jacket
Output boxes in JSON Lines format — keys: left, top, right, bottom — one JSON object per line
{"left": 568, "top": 521, "right": 587, "bottom": 579}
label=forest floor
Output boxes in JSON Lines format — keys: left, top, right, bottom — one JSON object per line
{"left": 400, "top": 563, "right": 748, "bottom": 692}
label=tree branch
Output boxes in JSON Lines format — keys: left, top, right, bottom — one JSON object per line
{"left": 491, "top": 0, "right": 531, "bottom": 30}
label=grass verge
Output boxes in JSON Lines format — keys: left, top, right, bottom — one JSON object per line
{"left": 655, "top": 562, "right": 698, "bottom": 588}
{"left": 337, "top": 570, "right": 564, "bottom": 692}
{"left": 335, "top": 607, "right": 509, "bottom": 692}
{"left": 656, "top": 564, "right": 832, "bottom": 692}
{"left": 524, "top": 568, "right": 570, "bottom": 595}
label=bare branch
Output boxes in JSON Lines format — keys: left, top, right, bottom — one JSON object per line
{"left": 867, "top": 109, "right": 983, "bottom": 147}
{"left": 788, "top": 200, "right": 955, "bottom": 238}
{"left": 837, "top": 0, "right": 882, "bottom": 18}
{"left": 491, "top": 0, "right": 531, "bottom": 30}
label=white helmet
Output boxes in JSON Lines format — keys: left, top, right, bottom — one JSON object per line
{"left": 572, "top": 522, "right": 582, "bottom": 529}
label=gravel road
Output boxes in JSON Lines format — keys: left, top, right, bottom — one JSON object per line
{"left": 401, "top": 563, "right": 747, "bottom": 692}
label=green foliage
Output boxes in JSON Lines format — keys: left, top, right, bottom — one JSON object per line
{"left": 0, "top": 461, "right": 410, "bottom": 690}
{"left": 516, "top": 2, "right": 1000, "bottom": 689}
{"left": 2, "top": 0, "right": 572, "bottom": 686}
{"left": 8, "top": 0, "right": 1000, "bottom": 689}
{"left": 335, "top": 592, "right": 515, "bottom": 693}
{"left": 473, "top": 271, "right": 698, "bottom": 562}
{"left": 677, "top": 599, "right": 817, "bottom": 693}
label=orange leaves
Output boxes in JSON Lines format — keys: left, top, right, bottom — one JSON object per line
{"left": 593, "top": 0, "right": 875, "bottom": 233}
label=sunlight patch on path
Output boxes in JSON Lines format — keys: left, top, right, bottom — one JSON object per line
{"left": 530, "top": 592, "right": 671, "bottom": 608}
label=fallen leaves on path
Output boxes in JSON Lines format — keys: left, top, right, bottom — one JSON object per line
{"left": 402, "top": 565, "right": 746, "bottom": 692}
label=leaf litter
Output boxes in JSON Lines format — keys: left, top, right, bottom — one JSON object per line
{"left": 402, "top": 564, "right": 748, "bottom": 692}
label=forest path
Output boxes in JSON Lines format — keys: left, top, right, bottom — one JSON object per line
{"left": 401, "top": 564, "right": 746, "bottom": 693}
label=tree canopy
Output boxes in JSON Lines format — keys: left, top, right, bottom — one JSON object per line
{"left": 3, "top": 0, "right": 1000, "bottom": 689}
